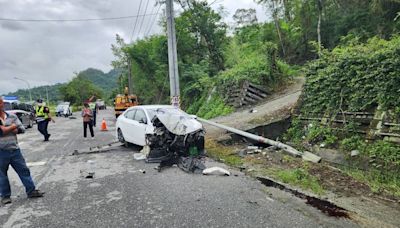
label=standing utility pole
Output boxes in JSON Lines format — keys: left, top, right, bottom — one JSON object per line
{"left": 46, "top": 86, "right": 49, "bottom": 105}
{"left": 166, "top": 0, "right": 180, "bottom": 108}
{"left": 127, "top": 58, "right": 133, "bottom": 95}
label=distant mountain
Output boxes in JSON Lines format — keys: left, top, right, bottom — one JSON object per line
{"left": 4, "top": 68, "right": 120, "bottom": 103}
{"left": 78, "top": 68, "right": 121, "bottom": 94}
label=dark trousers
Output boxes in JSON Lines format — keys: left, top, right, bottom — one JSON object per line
{"left": 37, "top": 120, "right": 49, "bottom": 139}
{"left": 92, "top": 111, "right": 97, "bottom": 127}
{"left": 0, "top": 149, "right": 36, "bottom": 197}
{"left": 83, "top": 121, "right": 94, "bottom": 138}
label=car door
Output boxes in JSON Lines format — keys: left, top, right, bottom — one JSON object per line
{"left": 16, "top": 111, "right": 28, "bottom": 127}
{"left": 120, "top": 109, "right": 136, "bottom": 143}
{"left": 131, "top": 108, "right": 148, "bottom": 146}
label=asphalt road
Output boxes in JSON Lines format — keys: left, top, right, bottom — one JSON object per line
{"left": 0, "top": 109, "right": 358, "bottom": 228}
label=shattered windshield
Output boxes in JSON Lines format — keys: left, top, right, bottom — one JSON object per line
{"left": 147, "top": 108, "right": 188, "bottom": 121}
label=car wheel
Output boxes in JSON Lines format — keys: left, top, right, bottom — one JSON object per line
{"left": 118, "top": 128, "right": 128, "bottom": 147}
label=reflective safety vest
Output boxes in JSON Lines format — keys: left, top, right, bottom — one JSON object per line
{"left": 36, "top": 106, "right": 48, "bottom": 119}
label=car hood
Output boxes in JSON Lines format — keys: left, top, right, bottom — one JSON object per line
{"left": 155, "top": 112, "right": 203, "bottom": 135}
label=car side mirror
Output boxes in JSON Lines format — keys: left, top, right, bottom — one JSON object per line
{"left": 189, "top": 114, "right": 198, "bottom": 119}
{"left": 139, "top": 119, "right": 147, "bottom": 124}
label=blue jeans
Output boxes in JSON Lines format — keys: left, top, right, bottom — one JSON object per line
{"left": 0, "top": 149, "right": 36, "bottom": 197}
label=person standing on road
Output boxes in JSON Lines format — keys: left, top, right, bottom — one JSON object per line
{"left": 82, "top": 103, "right": 94, "bottom": 139}
{"left": 89, "top": 102, "right": 98, "bottom": 127}
{"left": 35, "top": 99, "right": 54, "bottom": 141}
{"left": 0, "top": 96, "right": 45, "bottom": 204}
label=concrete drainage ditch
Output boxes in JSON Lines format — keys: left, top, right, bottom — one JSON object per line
{"left": 257, "top": 176, "right": 350, "bottom": 219}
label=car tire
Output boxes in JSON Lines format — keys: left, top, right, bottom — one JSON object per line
{"left": 118, "top": 128, "right": 129, "bottom": 147}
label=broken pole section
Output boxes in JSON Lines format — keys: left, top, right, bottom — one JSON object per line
{"left": 198, "top": 118, "right": 321, "bottom": 163}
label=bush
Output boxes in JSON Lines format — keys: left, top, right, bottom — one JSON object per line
{"left": 302, "top": 36, "right": 400, "bottom": 114}
{"left": 340, "top": 135, "right": 366, "bottom": 152}
{"left": 306, "top": 123, "right": 338, "bottom": 146}
{"left": 195, "top": 94, "right": 233, "bottom": 119}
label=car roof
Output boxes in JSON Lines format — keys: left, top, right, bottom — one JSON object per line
{"left": 5, "top": 110, "right": 28, "bottom": 113}
{"left": 127, "top": 105, "right": 175, "bottom": 111}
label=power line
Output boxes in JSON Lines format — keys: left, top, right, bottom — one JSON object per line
{"left": 0, "top": 13, "right": 159, "bottom": 22}
{"left": 145, "top": 2, "right": 162, "bottom": 37}
{"left": 141, "top": 0, "right": 156, "bottom": 38}
{"left": 137, "top": 0, "right": 150, "bottom": 39}
{"left": 130, "top": 0, "right": 144, "bottom": 42}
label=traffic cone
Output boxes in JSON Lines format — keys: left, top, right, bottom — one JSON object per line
{"left": 101, "top": 118, "right": 108, "bottom": 131}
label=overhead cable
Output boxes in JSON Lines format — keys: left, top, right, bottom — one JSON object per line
{"left": 0, "top": 13, "right": 159, "bottom": 22}
{"left": 130, "top": 0, "right": 144, "bottom": 42}
{"left": 145, "top": 2, "right": 162, "bottom": 37}
{"left": 137, "top": 0, "right": 151, "bottom": 39}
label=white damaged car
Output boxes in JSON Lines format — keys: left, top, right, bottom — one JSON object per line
{"left": 115, "top": 105, "right": 205, "bottom": 149}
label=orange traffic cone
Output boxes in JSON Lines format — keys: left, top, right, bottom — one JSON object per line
{"left": 101, "top": 118, "right": 108, "bottom": 131}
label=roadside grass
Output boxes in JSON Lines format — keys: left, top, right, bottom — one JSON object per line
{"left": 344, "top": 168, "right": 400, "bottom": 198}
{"left": 206, "top": 139, "right": 325, "bottom": 195}
{"left": 285, "top": 119, "right": 400, "bottom": 198}
{"left": 205, "top": 139, "right": 243, "bottom": 167}
{"left": 276, "top": 168, "right": 325, "bottom": 195}
{"left": 259, "top": 162, "right": 325, "bottom": 196}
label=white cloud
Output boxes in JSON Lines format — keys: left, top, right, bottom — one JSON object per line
{"left": 0, "top": 0, "right": 267, "bottom": 95}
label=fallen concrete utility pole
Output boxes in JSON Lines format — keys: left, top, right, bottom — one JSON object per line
{"left": 198, "top": 118, "right": 321, "bottom": 163}
{"left": 72, "top": 141, "right": 123, "bottom": 156}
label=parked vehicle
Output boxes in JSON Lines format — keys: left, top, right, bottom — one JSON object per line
{"left": 17, "top": 103, "right": 35, "bottom": 113}
{"left": 4, "top": 101, "right": 35, "bottom": 128}
{"left": 96, "top": 99, "right": 106, "bottom": 110}
{"left": 56, "top": 102, "right": 72, "bottom": 117}
{"left": 115, "top": 105, "right": 204, "bottom": 147}
{"left": 114, "top": 87, "right": 138, "bottom": 118}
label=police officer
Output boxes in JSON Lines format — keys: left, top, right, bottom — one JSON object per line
{"left": 35, "top": 99, "right": 54, "bottom": 141}
{"left": 89, "top": 102, "right": 98, "bottom": 127}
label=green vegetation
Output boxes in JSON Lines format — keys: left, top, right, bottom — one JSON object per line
{"left": 276, "top": 168, "right": 324, "bottom": 195}
{"left": 59, "top": 73, "right": 103, "bottom": 105}
{"left": 4, "top": 68, "right": 119, "bottom": 105}
{"left": 111, "top": 1, "right": 293, "bottom": 118}
{"left": 205, "top": 140, "right": 243, "bottom": 167}
{"left": 285, "top": 119, "right": 400, "bottom": 197}
{"left": 302, "top": 36, "right": 400, "bottom": 114}
{"left": 341, "top": 137, "right": 400, "bottom": 197}
{"left": 4, "top": 84, "right": 64, "bottom": 104}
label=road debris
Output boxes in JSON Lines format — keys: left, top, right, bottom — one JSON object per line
{"left": 80, "top": 160, "right": 96, "bottom": 178}
{"left": 351, "top": 150, "right": 359, "bottom": 157}
{"left": 130, "top": 169, "right": 146, "bottom": 174}
{"left": 80, "top": 170, "right": 95, "bottom": 179}
{"left": 133, "top": 153, "right": 146, "bottom": 160}
{"left": 202, "top": 167, "right": 230, "bottom": 176}
{"left": 72, "top": 141, "right": 123, "bottom": 155}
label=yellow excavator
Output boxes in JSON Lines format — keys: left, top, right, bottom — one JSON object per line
{"left": 114, "top": 87, "right": 139, "bottom": 118}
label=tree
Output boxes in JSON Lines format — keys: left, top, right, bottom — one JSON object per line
{"left": 233, "top": 8, "right": 258, "bottom": 28}
{"left": 59, "top": 73, "right": 103, "bottom": 105}
{"left": 176, "top": 0, "right": 227, "bottom": 75}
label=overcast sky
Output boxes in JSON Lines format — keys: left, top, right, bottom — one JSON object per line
{"left": 0, "top": 0, "right": 268, "bottom": 95}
